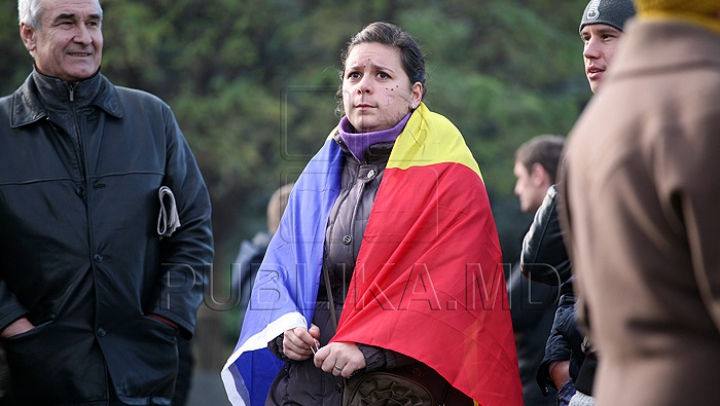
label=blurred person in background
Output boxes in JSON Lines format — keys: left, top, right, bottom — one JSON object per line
{"left": 513, "top": 135, "right": 565, "bottom": 214}
{"left": 232, "top": 183, "right": 294, "bottom": 326}
{"left": 510, "top": 134, "right": 565, "bottom": 406}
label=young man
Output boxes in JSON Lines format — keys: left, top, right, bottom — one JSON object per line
{"left": 560, "top": 1, "right": 720, "bottom": 405}
{"left": 581, "top": 0, "right": 631, "bottom": 93}
{"left": 0, "top": 0, "right": 214, "bottom": 404}
{"left": 521, "top": 1, "right": 635, "bottom": 405}
{"left": 513, "top": 135, "right": 566, "bottom": 214}
{"left": 510, "top": 135, "right": 565, "bottom": 406}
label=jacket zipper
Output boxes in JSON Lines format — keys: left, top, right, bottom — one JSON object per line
{"left": 70, "top": 82, "right": 106, "bottom": 367}
{"left": 68, "top": 84, "right": 88, "bottom": 181}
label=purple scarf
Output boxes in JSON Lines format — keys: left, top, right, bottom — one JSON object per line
{"left": 338, "top": 113, "right": 411, "bottom": 163}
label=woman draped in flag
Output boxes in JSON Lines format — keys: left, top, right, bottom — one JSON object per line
{"left": 222, "top": 21, "right": 522, "bottom": 406}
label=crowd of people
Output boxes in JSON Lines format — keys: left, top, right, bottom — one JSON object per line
{"left": 0, "top": 0, "right": 718, "bottom": 405}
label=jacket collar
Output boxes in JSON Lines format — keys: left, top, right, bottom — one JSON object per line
{"left": 10, "top": 68, "right": 124, "bottom": 129}
{"left": 333, "top": 131, "right": 394, "bottom": 164}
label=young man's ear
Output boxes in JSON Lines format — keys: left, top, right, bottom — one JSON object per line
{"left": 530, "top": 163, "right": 549, "bottom": 186}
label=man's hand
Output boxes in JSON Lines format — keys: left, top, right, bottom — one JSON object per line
{"left": 283, "top": 324, "right": 320, "bottom": 361}
{"left": 549, "top": 360, "right": 571, "bottom": 389}
{"left": 313, "top": 341, "right": 366, "bottom": 378}
{"left": 1, "top": 317, "right": 35, "bottom": 338}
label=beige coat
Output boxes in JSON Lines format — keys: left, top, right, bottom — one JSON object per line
{"left": 560, "top": 19, "right": 720, "bottom": 405}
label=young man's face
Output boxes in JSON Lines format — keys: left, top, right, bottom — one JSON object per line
{"left": 581, "top": 23, "right": 623, "bottom": 93}
{"left": 513, "top": 160, "right": 549, "bottom": 213}
{"left": 21, "top": 0, "right": 103, "bottom": 82}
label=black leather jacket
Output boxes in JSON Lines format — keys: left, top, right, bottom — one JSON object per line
{"left": 521, "top": 185, "right": 572, "bottom": 288}
{"left": 0, "top": 70, "right": 213, "bottom": 405}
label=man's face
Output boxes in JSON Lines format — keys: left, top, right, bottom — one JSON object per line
{"left": 21, "top": 0, "right": 103, "bottom": 82}
{"left": 513, "top": 160, "right": 549, "bottom": 213}
{"left": 581, "top": 23, "right": 623, "bottom": 93}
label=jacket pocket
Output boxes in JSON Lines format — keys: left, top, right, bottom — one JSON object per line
{"left": 3, "top": 322, "right": 107, "bottom": 404}
{"left": 1, "top": 319, "right": 53, "bottom": 341}
{"left": 104, "top": 316, "right": 179, "bottom": 403}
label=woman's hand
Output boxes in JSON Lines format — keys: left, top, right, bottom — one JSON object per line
{"left": 283, "top": 324, "right": 320, "bottom": 361}
{"left": 313, "top": 342, "right": 366, "bottom": 378}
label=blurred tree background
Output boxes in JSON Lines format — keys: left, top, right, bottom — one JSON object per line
{"left": 0, "top": 0, "right": 591, "bottom": 371}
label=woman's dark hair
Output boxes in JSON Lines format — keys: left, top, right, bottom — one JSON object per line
{"left": 336, "top": 22, "right": 426, "bottom": 116}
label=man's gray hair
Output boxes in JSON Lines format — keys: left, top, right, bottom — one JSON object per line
{"left": 18, "top": 0, "right": 42, "bottom": 30}
{"left": 18, "top": 0, "right": 103, "bottom": 30}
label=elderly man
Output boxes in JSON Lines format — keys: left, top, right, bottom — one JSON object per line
{"left": 560, "top": 0, "right": 720, "bottom": 405}
{"left": 0, "top": 0, "right": 214, "bottom": 404}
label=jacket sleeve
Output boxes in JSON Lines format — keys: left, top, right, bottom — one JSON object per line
{"left": 357, "top": 344, "right": 416, "bottom": 371}
{"left": 267, "top": 333, "right": 291, "bottom": 361}
{"left": 520, "top": 185, "right": 572, "bottom": 286}
{"left": 148, "top": 108, "right": 214, "bottom": 338}
{"left": 536, "top": 294, "right": 582, "bottom": 393}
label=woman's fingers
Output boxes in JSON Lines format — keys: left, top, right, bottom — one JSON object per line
{"left": 283, "top": 327, "right": 318, "bottom": 361}
{"left": 313, "top": 342, "right": 366, "bottom": 377}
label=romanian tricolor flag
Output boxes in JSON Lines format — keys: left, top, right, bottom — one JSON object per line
{"left": 222, "top": 103, "right": 522, "bottom": 406}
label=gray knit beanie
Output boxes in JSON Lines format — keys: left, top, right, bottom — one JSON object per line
{"left": 579, "top": 0, "right": 636, "bottom": 33}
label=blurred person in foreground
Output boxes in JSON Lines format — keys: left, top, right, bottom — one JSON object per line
{"left": 510, "top": 135, "right": 565, "bottom": 406}
{"left": 0, "top": 0, "right": 214, "bottom": 404}
{"left": 559, "top": 0, "right": 720, "bottom": 405}
{"left": 521, "top": 1, "right": 635, "bottom": 405}
{"left": 222, "top": 21, "right": 522, "bottom": 406}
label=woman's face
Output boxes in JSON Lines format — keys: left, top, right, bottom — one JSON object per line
{"left": 342, "top": 43, "right": 422, "bottom": 133}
